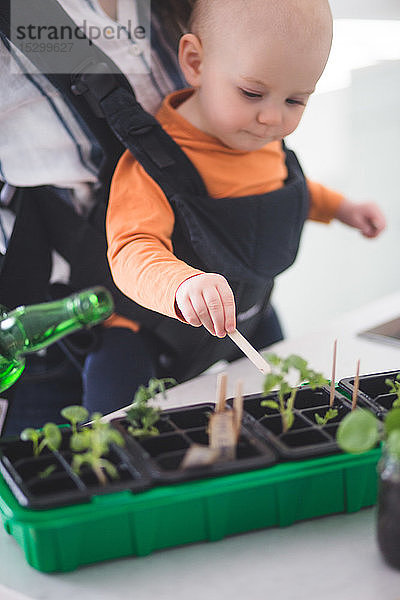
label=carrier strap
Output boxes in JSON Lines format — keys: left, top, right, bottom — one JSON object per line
{"left": 73, "top": 66, "right": 209, "bottom": 199}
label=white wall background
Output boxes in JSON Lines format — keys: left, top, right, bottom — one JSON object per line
{"left": 273, "top": 2, "right": 400, "bottom": 337}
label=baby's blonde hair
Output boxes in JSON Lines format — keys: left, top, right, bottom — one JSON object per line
{"left": 188, "top": 0, "right": 332, "bottom": 51}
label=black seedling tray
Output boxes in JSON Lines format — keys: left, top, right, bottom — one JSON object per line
{"left": 338, "top": 370, "right": 400, "bottom": 416}
{"left": 0, "top": 431, "right": 152, "bottom": 509}
{"left": 233, "top": 386, "right": 354, "bottom": 460}
{"left": 0, "top": 387, "right": 369, "bottom": 510}
{"left": 113, "top": 403, "right": 278, "bottom": 484}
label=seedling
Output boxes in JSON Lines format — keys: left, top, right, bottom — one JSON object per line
{"left": 20, "top": 405, "right": 126, "bottom": 485}
{"left": 316, "top": 340, "right": 338, "bottom": 424}
{"left": 315, "top": 408, "right": 338, "bottom": 427}
{"left": 61, "top": 405, "right": 89, "bottom": 435}
{"left": 125, "top": 377, "right": 176, "bottom": 438}
{"left": 261, "top": 353, "right": 328, "bottom": 433}
{"left": 38, "top": 465, "right": 57, "bottom": 479}
{"left": 70, "top": 413, "right": 125, "bottom": 485}
{"left": 385, "top": 375, "right": 400, "bottom": 408}
{"left": 20, "top": 422, "right": 62, "bottom": 457}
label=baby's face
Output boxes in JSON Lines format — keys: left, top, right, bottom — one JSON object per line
{"left": 190, "top": 19, "right": 331, "bottom": 151}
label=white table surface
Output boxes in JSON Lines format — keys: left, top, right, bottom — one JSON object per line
{"left": 1, "top": 292, "right": 400, "bottom": 600}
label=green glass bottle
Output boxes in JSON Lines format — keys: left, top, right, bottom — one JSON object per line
{"left": 0, "top": 287, "right": 113, "bottom": 393}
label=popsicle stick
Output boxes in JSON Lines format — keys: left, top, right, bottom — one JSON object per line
{"left": 329, "top": 339, "right": 337, "bottom": 407}
{"left": 352, "top": 359, "right": 360, "bottom": 411}
{"left": 228, "top": 329, "right": 271, "bottom": 375}
{"left": 216, "top": 372, "right": 228, "bottom": 412}
{"left": 96, "top": 406, "right": 129, "bottom": 423}
{"left": 233, "top": 379, "right": 244, "bottom": 438}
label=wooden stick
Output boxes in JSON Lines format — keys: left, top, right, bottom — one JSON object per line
{"left": 233, "top": 379, "right": 244, "bottom": 438}
{"left": 216, "top": 372, "right": 228, "bottom": 412}
{"left": 329, "top": 339, "right": 337, "bottom": 407}
{"left": 352, "top": 359, "right": 360, "bottom": 411}
{"left": 228, "top": 329, "right": 271, "bottom": 375}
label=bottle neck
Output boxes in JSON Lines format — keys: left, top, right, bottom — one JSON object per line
{"left": 0, "top": 287, "right": 113, "bottom": 360}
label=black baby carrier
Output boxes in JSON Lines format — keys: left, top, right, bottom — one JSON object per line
{"left": 0, "top": 0, "right": 309, "bottom": 385}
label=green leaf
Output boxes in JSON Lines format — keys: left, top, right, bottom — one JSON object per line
{"left": 336, "top": 409, "right": 380, "bottom": 454}
{"left": 260, "top": 400, "right": 279, "bottom": 411}
{"left": 263, "top": 373, "right": 282, "bottom": 394}
{"left": 384, "top": 408, "right": 400, "bottom": 437}
{"left": 61, "top": 405, "right": 89, "bottom": 426}
{"left": 315, "top": 408, "right": 338, "bottom": 427}
{"left": 147, "top": 377, "right": 176, "bottom": 398}
{"left": 284, "top": 354, "right": 308, "bottom": 374}
{"left": 91, "top": 412, "right": 103, "bottom": 423}
{"left": 70, "top": 431, "right": 91, "bottom": 452}
{"left": 133, "top": 385, "right": 152, "bottom": 405}
{"left": 71, "top": 453, "right": 87, "bottom": 473}
{"left": 264, "top": 352, "right": 281, "bottom": 367}
{"left": 20, "top": 428, "right": 38, "bottom": 442}
{"left": 42, "top": 423, "right": 62, "bottom": 451}
{"left": 387, "top": 430, "right": 400, "bottom": 461}
{"left": 108, "top": 429, "right": 125, "bottom": 447}
{"left": 99, "top": 458, "right": 119, "bottom": 479}
{"left": 307, "top": 371, "right": 329, "bottom": 389}
{"left": 38, "top": 464, "right": 57, "bottom": 479}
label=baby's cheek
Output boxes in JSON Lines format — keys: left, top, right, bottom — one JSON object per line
{"left": 214, "top": 106, "right": 246, "bottom": 133}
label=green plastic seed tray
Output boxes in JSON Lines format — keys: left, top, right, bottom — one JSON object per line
{"left": 0, "top": 448, "right": 380, "bottom": 572}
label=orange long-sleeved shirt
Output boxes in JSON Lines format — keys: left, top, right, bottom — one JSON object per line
{"left": 107, "top": 89, "right": 344, "bottom": 325}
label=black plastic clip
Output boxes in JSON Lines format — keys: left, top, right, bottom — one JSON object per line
{"left": 71, "top": 61, "right": 119, "bottom": 118}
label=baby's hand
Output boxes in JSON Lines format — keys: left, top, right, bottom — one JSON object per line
{"left": 175, "top": 273, "right": 236, "bottom": 337}
{"left": 335, "top": 199, "right": 386, "bottom": 238}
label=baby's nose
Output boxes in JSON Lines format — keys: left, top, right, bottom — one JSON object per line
{"left": 257, "top": 103, "right": 282, "bottom": 126}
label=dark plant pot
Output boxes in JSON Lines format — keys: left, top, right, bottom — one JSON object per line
{"left": 339, "top": 370, "right": 400, "bottom": 415}
{"left": 113, "top": 403, "right": 278, "bottom": 484}
{"left": 0, "top": 433, "right": 151, "bottom": 509}
{"left": 235, "top": 385, "right": 353, "bottom": 460}
{"left": 377, "top": 451, "right": 400, "bottom": 570}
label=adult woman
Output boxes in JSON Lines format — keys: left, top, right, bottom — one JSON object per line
{"left": 0, "top": 0, "right": 198, "bottom": 434}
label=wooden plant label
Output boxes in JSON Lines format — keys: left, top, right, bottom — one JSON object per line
{"left": 180, "top": 444, "right": 220, "bottom": 469}
{"left": 233, "top": 380, "right": 243, "bottom": 440}
{"left": 208, "top": 411, "right": 236, "bottom": 461}
{"left": 352, "top": 359, "right": 360, "bottom": 411}
{"left": 216, "top": 372, "right": 228, "bottom": 413}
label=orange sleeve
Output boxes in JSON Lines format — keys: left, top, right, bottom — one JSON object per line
{"left": 106, "top": 150, "right": 204, "bottom": 320}
{"left": 307, "top": 179, "right": 345, "bottom": 223}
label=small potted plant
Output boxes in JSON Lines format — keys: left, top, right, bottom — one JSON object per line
{"left": 124, "top": 377, "right": 176, "bottom": 438}
{"left": 261, "top": 353, "right": 329, "bottom": 432}
{"left": 337, "top": 388, "right": 400, "bottom": 570}
{"left": 237, "top": 352, "right": 352, "bottom": 460}
{"left": 0, "top": 404, "right": 150, "bottom": 508}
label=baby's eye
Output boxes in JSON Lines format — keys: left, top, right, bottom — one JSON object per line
{"left": 286, "top": 98, "right": 306, "bottom": 106}
{"left": 239, "top": 88, "right": 263, "bottom": 99}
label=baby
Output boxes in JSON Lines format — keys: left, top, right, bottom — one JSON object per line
{"left": 107, "top": 0, "right": 385, "bottom": 380}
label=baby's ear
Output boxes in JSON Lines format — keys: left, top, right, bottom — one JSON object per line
{"left": 178, "top": 33, "right": 203, "bottom": 87}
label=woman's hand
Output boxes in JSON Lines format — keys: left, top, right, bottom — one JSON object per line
{"left": 175, "top": 273, "right": 236, "bottom": 337}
